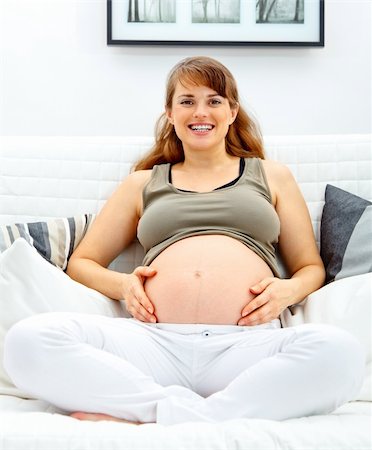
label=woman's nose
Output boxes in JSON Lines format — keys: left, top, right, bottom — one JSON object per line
{"left": 193, "top": 104, "right": 208, "bottom": 118}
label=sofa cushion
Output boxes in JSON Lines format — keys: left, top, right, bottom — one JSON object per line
{"left": 280, "top": 272, "right": 371, "bottom": 401}
{"left": 0, "top": 239, "right": 126, "bottom": 398}
{"left": 0, "top": 214, "right": 95, "bottom": 270}
{"left": 320, "top": 184, "right": 372, "bottom": 283}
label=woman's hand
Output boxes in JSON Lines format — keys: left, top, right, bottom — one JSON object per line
{"left": 121, "top": 266, "right": 157, "bottom": 323}
{"left": 238, "top": 277, "right": 301, "bottom": 326}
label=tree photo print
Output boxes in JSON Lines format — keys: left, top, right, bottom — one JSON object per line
{"left": 108, "top": 0, "right": 323, "bottom": 45}
{"left": 256, "top": 0, "right": 304, "bottom": 23}
{"left": 192, "top": 0, "right": 240, "bottom": 23}
{"left": 127, "top": 0, "right": 176, "bottom": 23}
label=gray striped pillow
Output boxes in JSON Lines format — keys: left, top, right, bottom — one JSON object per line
{"left": 0, "top": 214, "right": 95, "bottom": 270}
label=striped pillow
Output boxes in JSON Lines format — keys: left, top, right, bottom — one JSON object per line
{"left": 0, "top": 214, "right": 95, "bottom": 270}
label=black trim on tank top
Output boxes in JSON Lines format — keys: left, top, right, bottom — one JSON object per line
{"left": 169, "top": 158, "right": 245, "bottom": 193}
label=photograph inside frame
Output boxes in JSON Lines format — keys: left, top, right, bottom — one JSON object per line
{"left": 126, "top": 0, "right": 304, "bottom": 25}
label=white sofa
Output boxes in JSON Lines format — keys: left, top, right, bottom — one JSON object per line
{"left": 0, "top": 135, "right": 371, "bottom": 450}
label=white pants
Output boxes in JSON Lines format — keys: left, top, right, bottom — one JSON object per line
{"left": 3, "top": 312, "right": 365, "bottom": 425}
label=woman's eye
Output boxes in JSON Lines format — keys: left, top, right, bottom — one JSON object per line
{"left": 210, "top": 99, "right": 222, "bottom": 105}
{"left": 180, "top": 100, "right": 193, "bottom": 105}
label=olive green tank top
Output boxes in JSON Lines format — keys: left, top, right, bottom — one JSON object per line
{"left": 137, "top": 158, "right": 281, "bottom": 277}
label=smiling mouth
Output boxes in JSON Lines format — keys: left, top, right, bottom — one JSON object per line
{"left": 188, "top": 124, "right": 215, "bottom": 133}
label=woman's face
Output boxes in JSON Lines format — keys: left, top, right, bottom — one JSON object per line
{"left": 167, "top": 81, "right": 238, "bottom": 155}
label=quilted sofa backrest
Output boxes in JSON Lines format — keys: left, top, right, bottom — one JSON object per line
{"left": 0, "top": 135, "right": 371, "bottom": 273}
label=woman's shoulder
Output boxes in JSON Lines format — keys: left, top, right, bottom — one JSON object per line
{"left": 260, "top": 159, "right": 298, "bottom": 205}
{"left": 113, "top": 170, "right": 153, "bottom": 201}
{"left": 127, "top": 169, "right": 153, "bottom": 186}
{"left": 260, "top": 159, "right": 294, "bottom": 183}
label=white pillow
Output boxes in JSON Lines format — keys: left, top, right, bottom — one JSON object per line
{"left": 0, "top": 238, "right": 127, "bottom": 398}
{"left": 280, "top": 273, "right": 372, "bottom": 401}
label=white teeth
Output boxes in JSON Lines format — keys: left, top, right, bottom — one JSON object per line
{"left": 191, "top": 124, "right": 213, "bottom": 131}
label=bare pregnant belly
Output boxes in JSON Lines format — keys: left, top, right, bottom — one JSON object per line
{"left": 143, "top": 235, "right": 274, "bottom": 325}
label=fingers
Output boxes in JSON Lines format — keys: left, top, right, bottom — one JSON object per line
{"left": 238, "top": 305, "right": 272, "bottom": 326}
{"left": 239, "top": 277, "right": 278, "bottom": 326}
{"left": 132, "top": 303, "right": 157, "bottom": 323}
{"left": 240, "top": 277, "right": 275, "bottom": 318}
{"left": 134, "top": 266, "right": 157, "bottom": 280}
{"left": 249, "top": 277, "right": 275, "bottom": 295}
{"left": 125, "top": 293, "right": 157, "bottom": 323}
{"left": 240, "top": 294, "right": 268, "bottom": 320}
{"left": 122, "top": 267, "right": 158, "bottom": 323}
{"left": 126, "top": 289, "right": 157, "bottom": 323}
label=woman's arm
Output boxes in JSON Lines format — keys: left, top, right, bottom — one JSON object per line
{"left": 239, "top": 160, "right": 325, "bottom": 326}
{"left": 66, "top": 170, "right": 157, "bottom": 322}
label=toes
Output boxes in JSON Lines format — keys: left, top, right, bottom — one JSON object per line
{"left": 70, "top": 412, "right": 141, "bottom": 424}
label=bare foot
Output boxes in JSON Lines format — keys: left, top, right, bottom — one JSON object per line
{"left": 70, "top": 412, "right": 141, "bottom": 425}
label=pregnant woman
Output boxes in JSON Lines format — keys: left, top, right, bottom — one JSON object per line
{"left": 4, "top": 56, "right": 364, "bottom": 425}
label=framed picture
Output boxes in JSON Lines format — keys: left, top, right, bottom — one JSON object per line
{"left": 107, "top": 0, "right": 324, "bottom": 47}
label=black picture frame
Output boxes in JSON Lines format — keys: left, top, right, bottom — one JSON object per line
{"left": 107, "top": 0, "right": 324, "bottom": 47}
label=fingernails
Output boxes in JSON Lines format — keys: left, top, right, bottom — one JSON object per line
{"left": 150, "top": 317, "right": 156, "bottom": 323}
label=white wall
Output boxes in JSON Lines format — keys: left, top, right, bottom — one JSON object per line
{"left": 0, "top": 0, "right": 370, "bottom": 137}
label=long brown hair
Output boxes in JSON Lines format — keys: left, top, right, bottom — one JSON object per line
{"left": 134, "top": 56, "right": 264, "bottom": 171}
